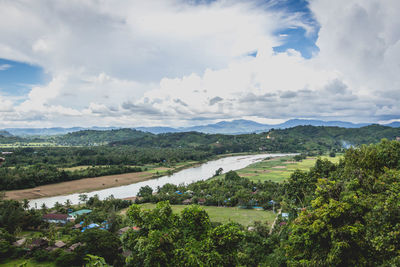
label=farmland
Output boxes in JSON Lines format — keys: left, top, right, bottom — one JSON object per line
{"left": 134, "top": 203, "right": 277, "bottom": 227}
{"left": 236, "top": 155, "right": 342, "bottom": 183}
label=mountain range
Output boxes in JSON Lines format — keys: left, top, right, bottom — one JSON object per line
{"left": 1, "top": 119, "right": 398, "bottom": 136}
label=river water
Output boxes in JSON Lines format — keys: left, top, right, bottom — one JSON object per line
{"left": 29, "top": 153, "right": 293, "bottom": 208}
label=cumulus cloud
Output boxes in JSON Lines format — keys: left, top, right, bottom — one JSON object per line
{"left": 0, "top": 0, "right": 399, "bottom": 127}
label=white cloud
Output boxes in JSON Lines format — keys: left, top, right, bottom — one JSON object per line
{"left": 0, "top": 64, "right": 11, "bottom": 71}
{"left": 0, "top": 0, "right": 399, "bottom": 127}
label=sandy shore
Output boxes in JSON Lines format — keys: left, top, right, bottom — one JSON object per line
{"left": 5, "top": 171, "right": 154, "bottom": 200}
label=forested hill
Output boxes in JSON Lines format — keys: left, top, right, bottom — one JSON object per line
{"left": 110, "top": 124, "right": 400, "bottom": 151}
{"left": 0, "top": 131, "right": 12, "bottom": 137}
{"left": 2, "top": 125, "right": 400, "bottom": 153}
{"left": 53, "top": 128, "right": 152, "bottom": 146}
{"left": 269, "top": 124, "right": 400, "bottom": 149}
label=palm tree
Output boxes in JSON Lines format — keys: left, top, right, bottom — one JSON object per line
{"left": 64, "top": 199, "right": 72, "bottom": 210}
{"left": 22, "top": 199, "right": 29, "bottom": 210}
{"left": 41, "top": 203, "right": 48, "bottom": 213}
{"left": 79, "top": 194, "right": 88, "bottom": 205}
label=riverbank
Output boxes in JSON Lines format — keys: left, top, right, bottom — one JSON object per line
{"left": 5, "top": 161, "right": 201, "bottom": 201}
{"left": 5, "top": 152, "right": 273, "bottom": 201}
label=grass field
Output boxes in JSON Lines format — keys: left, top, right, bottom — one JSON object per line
{"left": 0, "top": 259, "right": 55, "bottom": 267}
{"left": 135, "top": 203, "right": 276, "bottom": 227}
{"left": 236, "top": 155, "right": 342, "bottom": 183}
{"left": 0, "top": 142, "right": 58, "bottom": 148}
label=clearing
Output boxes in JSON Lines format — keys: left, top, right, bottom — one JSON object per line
{"left": 124, "top": 203, "right": 276, "bottom": 227}
{"left": 236, "top": 155, "right": 342, "bottom": 183}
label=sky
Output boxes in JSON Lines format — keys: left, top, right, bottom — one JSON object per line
{"left": 0, "top": 0, "right": 399, "bottom": 128}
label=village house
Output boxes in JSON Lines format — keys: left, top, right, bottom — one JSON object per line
{"left": 67, "top": 242, "right": 82, "bottom": 252}
{"left": 13, "top": 238, "right": 26, "bottom": 247}
{"left": 28, "top": 238, "right": 48, "bottom": 250}
{"left": 118, "top": 226, "right": 140, "bottom": 235}
{"left": 182, "top": 198, "right": 193, "bottom": 205}
{"left": 197, "top": 198, "right": 206, "bottom": 205}
{"left": 43, "top": 213, "right": 69, "bottom": 224}
{"left": 46, "top": 240, "right": 67, "bottom": 252}
{"left": 68, "top": 209, "right": 92, "bottom": 220}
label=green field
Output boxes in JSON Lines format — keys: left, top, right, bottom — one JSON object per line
{"left": 236, "top": 155, "right": 342, "bottom": 183}
{"left": 0, "top": 259, "right": 55, "bottom": 267}
{"left": 137, "top": 203, "right": 276, "bottom": 227}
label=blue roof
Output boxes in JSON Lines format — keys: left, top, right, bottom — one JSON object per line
{"left": 69, "top": 209, "right": 92, "bottom": 216}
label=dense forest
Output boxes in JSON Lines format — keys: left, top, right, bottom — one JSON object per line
{"left": 1, "top": 125, "right": 400, "bottom": 190}
{"left": 1, "top": 140, "right": 400, "bottom": 266}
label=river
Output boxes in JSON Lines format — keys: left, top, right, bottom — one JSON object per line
{"left": 29, "top": 153, "right": 293, "bottom": 208}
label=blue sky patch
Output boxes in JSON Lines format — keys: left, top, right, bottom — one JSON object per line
{"left": 268, "top": 0, "right": 320, "bottom": 58}
{"left": 0, "top": 58, "right": 49, "bottom": 97}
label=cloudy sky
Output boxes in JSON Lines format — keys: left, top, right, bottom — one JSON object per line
{"left": 0, "top": 0, "right": 399, "bottom": 128}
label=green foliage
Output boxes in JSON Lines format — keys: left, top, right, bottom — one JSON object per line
{"left": 137, "top": 186, "right": 153, "bottom": 198}
{"left": 123, "top": 201, "right": 246, "bottom": 267}
{"left": 285, "top": 140, "right": 400, "bottom": 266}
{"left": 76, "top": 229, "right": 121, "bottom": 264}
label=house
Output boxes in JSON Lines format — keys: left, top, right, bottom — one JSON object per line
{"left": 67, "top": 242, "right": 82, "bottom": 252}
{"left": 197, "top": 198, "right": 206, "bottom": 205}
{"left": 46, "top": 240, "right": 67, "bottom": 252}
{"left": 68, "top": 209, "right": 92, "bottom": 220}
{"left": 118, "top": 226, "right": 131, "bottom": 235}
{"left": 182, "top": 198, "right": 193, "bottom": 205}
{"left": 281, "top": 213, "right": 289, "bottom": 220}
{"left": 118, "top": 226, "right": 140, "bottom": 235}
{"left": 13, "top": 238, "right": 26, "bottom": 247}
{"left": 43, "top": 213, "right": 69, "bottom": 224}
{"left": 54, "top": 240, "right": 66, "bottom": 248}
{"left": 28, "top": 238, "right": 48, "bottom": 250}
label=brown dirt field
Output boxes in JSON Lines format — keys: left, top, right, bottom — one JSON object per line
{"left": 272, "top": 166, "right": 286, "bottom": 169}
{"left": 5, "top": 171, "right": 154, "bottom": 200}
{"left": 284, "top": 161, "right": 297, "bottom": 164}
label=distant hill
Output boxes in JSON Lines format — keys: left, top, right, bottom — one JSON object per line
{"left": 135, "top": 119, "right": 381, "bottom": 134}
{"left": 53, "top": 128, "right": 152, "bottom": 146}
{"left": 0, "top": 130, "right": 12, "bottom": 137}
{"left": 3, "top": 119, "right": 400, "bottom": 136}
{"left": 3, "top": 126, "right": 119, "bottom": 136}
{"left": 111, "top": 125, "right": 400, "bottom": 153}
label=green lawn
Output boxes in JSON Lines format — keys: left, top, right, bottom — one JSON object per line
{"left": 236, "top": 155, "right": 342, "bottom": 183}
{"left": 0, "top": 259, "right": 55, "bottom": 267}
{"left": 138, "top": 203, "right": 276, "bottom": 227}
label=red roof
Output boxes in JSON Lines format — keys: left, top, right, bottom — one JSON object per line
{"left": 43, "top": 213, "right": 68, "bottom": 220}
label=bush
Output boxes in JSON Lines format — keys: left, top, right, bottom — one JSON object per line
{"left": 33, "top": 249, "right": 50, "bottom": 262}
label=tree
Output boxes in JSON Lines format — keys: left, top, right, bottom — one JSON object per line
{"left": 79, "top": 194, "right": 88, "bottom": 204}
{"left": 225, "top": 171, "right": 240, "bottom": 181}
{"left": 77, "top": 229, "right": 121, "bottom": 265}
{"left": 214, "top": 167, "right": 223, "bottom": 176}
{"left": 285, "top": 140, "right": 400, "bottom": 266}
{"left": 22, "top": 199, "right": 29, "bottom": 210}
{"left": 137, "top": 186, "right": 153, "bottom": 198}
{"left": 85, "top": 254, "right": 110, "bottom": 267}
{"left": 180, "top": 205, "right": 210, "bottom": 240}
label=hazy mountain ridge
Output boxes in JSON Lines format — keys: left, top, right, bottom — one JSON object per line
{"left": 2, "top": 119, "right": 399, "bottom": 136}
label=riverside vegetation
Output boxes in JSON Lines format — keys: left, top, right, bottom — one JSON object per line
{"left": 0, "top": 139, "right": 400, "bottom": 266}
{"left": 1, "top": 124, "right": 400, "bottom": 191}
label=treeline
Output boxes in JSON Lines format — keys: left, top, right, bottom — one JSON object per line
{"left": 52, "top": 128, "right": 150, "bottom": 146}
{"left": 1, "top": 147, "right": 213, "bottom": 168}
{"left": 136, "top": 170, "right": 284, "bottom": 209}
{"left": 0, "top": 165, "right": 142, "bottom": 190}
